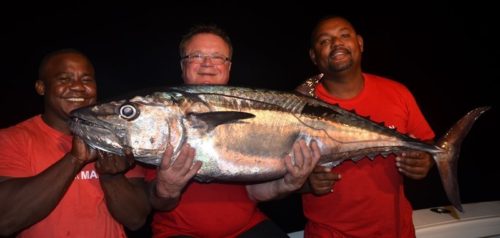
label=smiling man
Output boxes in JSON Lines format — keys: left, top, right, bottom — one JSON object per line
{"left": 179, "top": 27, "right": 232, "bottom": 85}
{"left": 0, "top": 49, "right": 150, "bottom": 237}
{"left": 145, "top": 25, "right": 321, "bottom": 238}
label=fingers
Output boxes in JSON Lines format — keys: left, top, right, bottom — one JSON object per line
{"left": 312, "top": 167, "right": 337, "bottom": 180}
{"left": 310, "top": 166, "right": 341, "bottom": 182}
{"left": 123, "top": 146, "right": 135, "bottom": 165}
{"left": 281, "top": 139, "right": 324, "bottom": 192}
{"left": 159, "top": 144, "right": 174, "bottom": 170}
{"left": 70, "top": 136, "right": 96, "bottom": 163}
{"left": 313, "top": 164, "right": 330, "bottom": 173}
{"left": 396, "top": 151, "right": 433, "bottom": 180}
{"left": 168, "top": 144, "right": 197, "bottom": 177}
{"left": 156, "top": 143, "right": 200, "bottom": 198}
{"left": 287, "top": 139, "right": 316, "bottom": 176}
{"left": 292, "top": 140, "right": 306, "bottom": 168}
{"left": 158, "top": 143, "right": 200, "bottom": 181}
{"left": 309, "top": 140, "right": 321, "bottom": 165}
{"left": 292, "top": 139, "right": 321, "bottom": 169}
{"left": 95, "top": 149, "right": 134, "bottom": 175}
{"left": 309, "top": 171, "right": 342, "bottom": 195}
{"left": 308, "top": 164, "right": 342, "bottom": 195}
{"left": 186, "top": 161, "right": 203, "bottom": 179}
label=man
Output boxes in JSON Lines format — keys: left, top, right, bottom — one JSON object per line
{"left": 146, "top": 25, "right": 320, "bottom": 238}
{"left": 297, "top": 16, "right": 435, "bottom": 237}
{"left": 0, "top": 49, "right": 150, "bottom": 237}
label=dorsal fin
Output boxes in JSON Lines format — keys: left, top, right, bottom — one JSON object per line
{"left": 301, "top": 103, "right": 341, "bottom": 118}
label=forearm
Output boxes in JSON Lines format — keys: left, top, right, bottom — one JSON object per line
{"left": 100, "top": 176, "right": 150, "bottom": 230}
{"left": 0, "top": 154, "right": 84, "bottom": 236}
{"left": 296, "top": 181, "right": 311, "bottom": 193}
{"left": 148, "top": 179, "right": 181, "bottom": 211}
{"left": 247, "top": 178, "right": 296, "bottom": 202}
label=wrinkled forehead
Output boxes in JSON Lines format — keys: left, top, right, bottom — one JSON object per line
{"left": 184, "top": 33, "right": 231, "bottom": 56}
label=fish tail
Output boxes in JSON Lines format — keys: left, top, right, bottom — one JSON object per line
{"left": 434, "top": 106, "right": 490, "bottom": 212}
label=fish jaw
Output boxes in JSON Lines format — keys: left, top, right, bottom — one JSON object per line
{"left": 70, "top": 106, "right": 127, "bottom": 155}
{"left": 70, "top": 96, "right": 178, "bottom": 164}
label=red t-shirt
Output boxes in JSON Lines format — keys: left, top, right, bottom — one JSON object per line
{"left": 302, "top": 73, "right": 435, "bottom": 238}
{"left": 0, "top": 115, "right": 145, "bottom": 238}
{"left": 145, "top": 169, "right": 267, "bottom": 238}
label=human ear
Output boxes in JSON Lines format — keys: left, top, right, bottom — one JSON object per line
{"left": 357, "top": 35, "right": 364, "bottom": 52}
{"left": 309, "top": 49, "right": 317, "bottom": 65}
{"left": 35, "top": 80, "right": 45, "bottom": 96}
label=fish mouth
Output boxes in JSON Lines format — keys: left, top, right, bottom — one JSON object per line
{"left": 69, "top": 116, "right": 126, "bottom": 155}
{"left": 71, "top": 116, "right": 105, "bottom": 128}
{"left": 69, "top": 116, "right": 116, "bottom": 137}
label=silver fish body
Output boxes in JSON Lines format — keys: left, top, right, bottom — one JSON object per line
{"left": 70, "top": 85, "right": 489, "bottom": 211}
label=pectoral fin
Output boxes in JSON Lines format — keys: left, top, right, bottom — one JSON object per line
{"left": 187, "top": 111, "right": 255, "bottom": 131}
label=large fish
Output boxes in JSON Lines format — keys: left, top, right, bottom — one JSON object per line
{"left": 70, "top": 85, "right": 488, "bottom": 212}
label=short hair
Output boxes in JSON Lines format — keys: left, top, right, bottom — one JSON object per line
{"left": 38, "top": 48, "right": 92, "bottom": 81}
{"left": 179, "top": 24, "right": 233, "bottom": 59}
{"left": 310, "top": 15, "right": 358, "bottom": 47}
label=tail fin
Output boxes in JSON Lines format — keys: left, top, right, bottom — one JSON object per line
{"left": 434, "top": 106, "right": 490, "bottom": 212}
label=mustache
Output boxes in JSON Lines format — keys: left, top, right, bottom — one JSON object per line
{"left": 328, "top": 46, "right": 351, "bottom": 58}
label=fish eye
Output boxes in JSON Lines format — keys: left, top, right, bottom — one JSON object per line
{"left": 119, "top": 103, "right": 139, "bottom": 120}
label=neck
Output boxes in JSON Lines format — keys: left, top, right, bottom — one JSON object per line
{"left": 321, "top": 70, "right": 364, "bottom": 99}
{"left": 41, "top": 114, "right": 72, "bottom": 135}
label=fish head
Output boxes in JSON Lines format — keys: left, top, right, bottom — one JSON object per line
{"left": 70, "top": 92, "right": 183, "bottom": 165}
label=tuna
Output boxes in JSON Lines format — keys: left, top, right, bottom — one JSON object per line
{"left": 69, "top": 85, "right": 489, "bottom": 212}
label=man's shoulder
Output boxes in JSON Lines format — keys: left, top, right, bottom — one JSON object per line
{"left": 1, "top": 115, "right": 38, "bottom": 133}
{"left": 364, "top": 73, "right": 410, "bottom": 92}
{"left": 295, "top": 73, "right": 323, "bottom": 97}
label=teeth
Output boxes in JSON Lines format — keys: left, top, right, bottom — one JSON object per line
{"left": 66, "top": 98, "right": 85, "bottom": 102}
{"left": 333, "top": 51, "right": 346, "bottom": 56}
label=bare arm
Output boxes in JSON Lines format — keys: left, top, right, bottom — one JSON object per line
{"left": 148, "top": 144, "right": 201, "bottom": 211}
{"left": 247, "top": 140, "right": 321, "bottom": 201}
{"left": 0, "top": 136, "right": 94, "bottom": 237}
{"left": 96, "top": 150, "right": 151, "bottom": 230}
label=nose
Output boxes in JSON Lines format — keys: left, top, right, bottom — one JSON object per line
{"left": 200, "top": 56, "right": 215, "bottom": 66}
{"left": 331, "top": 37, "right": 344, "bottom": 47}
{"left": 70, "top": 78, "right": 86, "bottom": 91}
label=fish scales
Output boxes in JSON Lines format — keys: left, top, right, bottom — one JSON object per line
{"left": 70, "top": 85, "right": 490, "bottom": 211}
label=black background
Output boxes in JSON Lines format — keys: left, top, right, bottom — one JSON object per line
{"left": 2, "top": 1, "right": 498, "bottom": 235}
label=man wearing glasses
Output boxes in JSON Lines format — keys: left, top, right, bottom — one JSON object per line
{"left": 145, "top": 24, "right": 320, "bottom": 238}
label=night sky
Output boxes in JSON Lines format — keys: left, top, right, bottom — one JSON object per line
{"left": 2, "top": 1, "right": 499, "bottom": 235}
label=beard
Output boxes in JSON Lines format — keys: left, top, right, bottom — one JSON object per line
{"left": 327, "top": 58, "right": 354, "bottom": 72}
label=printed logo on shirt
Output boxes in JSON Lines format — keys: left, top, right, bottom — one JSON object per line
{"left": 75, "top": 169, "right": 99, "bottom": 180}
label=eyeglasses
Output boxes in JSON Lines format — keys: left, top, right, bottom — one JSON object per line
{"left": 181, "top": 53, "right": 231, "bottom": 65}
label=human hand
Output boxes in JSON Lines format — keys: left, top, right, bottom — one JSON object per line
{"left": 396, "top": 150, "right": 434, "bottom": 180}
{"left": 308, "top": 165, "right": 341, "bottom": 195}
{"left": 280, "top": 139, "right": 321, "bottom": 193}
{"left": 95, "top": 148, "right": 135, "bottom": 176}
{"left": 155, "top": 144, "right": 202, "bottom": 199}
{"left": 69, "top": 136, "right": 97, "bottom": 165}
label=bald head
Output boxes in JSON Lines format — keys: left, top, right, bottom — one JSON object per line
{"left": 311, "top": 16, "right": 357, "bottom": 47}
{"left": 38, "top": 49, "right": 94, "bottom": 82}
